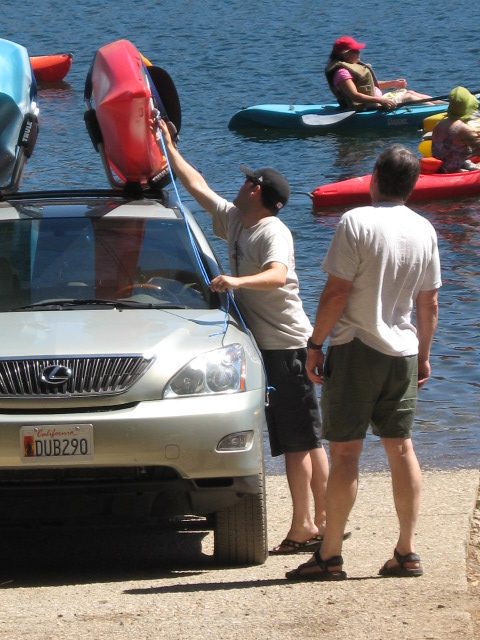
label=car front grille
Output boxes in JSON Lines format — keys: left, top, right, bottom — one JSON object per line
{"left": 0, "top": 355, "right": 154, "bottom": 397}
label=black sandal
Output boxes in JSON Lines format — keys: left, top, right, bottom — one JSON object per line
{"left": 270, "top": 538, "right": 314, "bottom": 555}
{"left": 305, "top": 530, "right": 352, "bottom": 547}
{"left": 285, "top": 548, "right": 347, "bottom": 581}
{"left": 379, "top": 548, "right": 423, "bottom": 578}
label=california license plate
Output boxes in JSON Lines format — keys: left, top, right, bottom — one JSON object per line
{"left": 20, "top": 424, "right": 94, "bottom": 463}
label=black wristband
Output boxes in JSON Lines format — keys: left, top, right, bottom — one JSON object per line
{"left": 307, "top": 337, "right": 323, "bottom": 351}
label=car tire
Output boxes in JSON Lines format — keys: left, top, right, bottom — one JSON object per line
{"left": 213, "top": 470, "right": 268, "bottom": 566}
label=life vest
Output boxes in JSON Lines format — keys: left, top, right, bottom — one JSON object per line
{"left": 325, "top": 60, "right": 379, "bottom": 109}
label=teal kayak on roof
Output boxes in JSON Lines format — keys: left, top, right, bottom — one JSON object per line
{"left": 228, "top": 102, "right": 448, "bottom": 132}
{"left": 0, "top": 38, "right": 39, "bottom": 195}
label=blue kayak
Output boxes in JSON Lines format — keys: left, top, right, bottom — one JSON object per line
{"left": 0, "top": 38, "right": 39, "bottom": 195}
{"left": 228, "top": 102, "right": 448, "bottom": 132}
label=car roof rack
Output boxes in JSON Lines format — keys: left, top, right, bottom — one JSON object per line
{"left": 2, "top": 187, "right": 172, "bottom": 204}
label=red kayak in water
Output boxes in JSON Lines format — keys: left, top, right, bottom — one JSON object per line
{"left": 30, "top": 52, "right": 73, "bottom": 82}
{"left": 311, "top": 156, "right": 480, "bottom": 208}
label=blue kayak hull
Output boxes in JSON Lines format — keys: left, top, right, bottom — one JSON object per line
{"left": 228, "top": 102, "right": 447, "bottom": 132}
{"left": 0, "top": 38, "right": 38, "bottom": 194}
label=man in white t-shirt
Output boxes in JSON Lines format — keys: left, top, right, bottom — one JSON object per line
{"left": 155, "top": 118, "right": 331, "bottom": 555}
{"left": 287, "top": 144, "right": 441, "bottom": 581}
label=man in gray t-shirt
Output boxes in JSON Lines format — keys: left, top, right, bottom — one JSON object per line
{"left": 287, "top": 144, "right": 441, "bottom": 581}
{"left": 155, "top": 118, "right": 331, "bottom": 556}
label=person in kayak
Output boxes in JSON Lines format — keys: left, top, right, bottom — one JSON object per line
{"left": 153, "top": 116, "right": 333, "bottom": 556}
{"left": 325, "top": 35, "right": 433, "bottom": 110}
{"left": 431, "top": 86, "right": 480, "bottom": 172}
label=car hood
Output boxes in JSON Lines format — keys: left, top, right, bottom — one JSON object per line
{"left": 0, "top": 308, "right": 233, "bottom": 358}
{"left": 0, "top": 307, "right": 266, "bottom": 406}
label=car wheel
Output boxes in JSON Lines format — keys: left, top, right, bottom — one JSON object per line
{"left": 213, "top": 470, "right": 268, "bottom": 566}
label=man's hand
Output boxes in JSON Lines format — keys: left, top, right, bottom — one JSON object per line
{"left": 306, "top": 348, "right": 325, "bottom": 385}
{"left": 210, "top": 274, "right": 241, "bottom": 293}
{"left": 417, "top": 358, "right": 431, "bottom": 389}
{"left": 415, "top": 288, "right": 438, "bottom": 390}
{"left": 151, "top": 116, "right": 176, "bottom": 147}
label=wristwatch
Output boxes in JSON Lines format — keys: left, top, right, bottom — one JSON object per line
{"left": 307, "top": 337, "right": 323, "bottom": 351}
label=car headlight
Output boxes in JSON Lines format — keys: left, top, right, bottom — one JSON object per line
{"left": 163, "top": 344, "right": 246, "bottom": 397}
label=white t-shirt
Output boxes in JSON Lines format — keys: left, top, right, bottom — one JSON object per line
{"left": 211, "top": 196, "right": 312, "bottom": 350}
{"left": 322, "top": 203, "right": 442, "bottom": 356}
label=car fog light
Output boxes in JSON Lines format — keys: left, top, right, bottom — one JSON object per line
{"left": 217, "top": 431, "right": 253, "bottom": 451}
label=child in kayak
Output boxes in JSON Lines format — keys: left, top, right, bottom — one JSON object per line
{"left": 431, "top": 86, "right": 480, "bottom": 172}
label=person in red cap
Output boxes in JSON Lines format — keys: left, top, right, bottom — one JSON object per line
{"left": 325, "top": 35, "right": 432, "bottom": 110}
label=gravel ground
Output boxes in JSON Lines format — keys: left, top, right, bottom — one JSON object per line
{"left": 0, "top": 469, "right": 478, "bottom": 639}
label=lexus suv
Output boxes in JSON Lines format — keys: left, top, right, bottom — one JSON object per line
{"left": 0, "top": 189, "right": 268, "bottom": 566}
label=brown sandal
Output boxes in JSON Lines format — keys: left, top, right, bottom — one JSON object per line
{"left": 285, "top": 549, "right": 347, "bottom": 581}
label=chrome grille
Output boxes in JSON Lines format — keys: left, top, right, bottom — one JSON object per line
{"left": 0, "top": 356, "right": 154, "bottom": 397}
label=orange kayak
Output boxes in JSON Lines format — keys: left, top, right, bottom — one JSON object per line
{"left": 30, "top": 52, "right": 73, "bottom": 82}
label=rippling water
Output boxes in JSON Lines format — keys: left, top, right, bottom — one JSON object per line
{"left": 3, "top": 0, "right": 479, "bottom": 470}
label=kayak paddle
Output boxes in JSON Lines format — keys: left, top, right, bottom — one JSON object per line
{"left": 399, "top": 88, "right": 480, "bottom": 107}
{"left": 301, "top": 110, "right": 356, "bottom": 127}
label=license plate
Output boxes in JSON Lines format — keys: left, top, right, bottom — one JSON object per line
{"left": 20, "top": 424, "right": 94, "bottom": 463}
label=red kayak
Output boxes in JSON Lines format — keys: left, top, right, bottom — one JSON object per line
{"left": 30, "top": 52, "right": 73, "bottom": 82}
{"left": 85, "top": 39, "right": 168, "bottom": 186}
{"left": 311, "top": 156, "right": 480, "bottom": 208}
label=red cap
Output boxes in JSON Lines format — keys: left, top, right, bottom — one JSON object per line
{"left": 332, "top": 35, "right": 366, "bottom": 55}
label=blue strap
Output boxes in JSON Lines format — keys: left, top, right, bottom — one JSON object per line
{"left": 144, "top": 63, "right": 169, "bottom": 122}
{"left": 29, "top": 70, "right": 38, "bottom": 104}
{"left": 84, "top": 55, "right": 96, "bottom": 102}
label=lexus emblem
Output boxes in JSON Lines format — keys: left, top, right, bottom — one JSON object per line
{"left": 40, "top": 364, "right": 72, "bottom": 386}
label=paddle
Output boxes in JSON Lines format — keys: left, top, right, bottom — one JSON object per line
{"left": 301, "top": 88, "right": 480, "bottom": 127}
{"left": 302, "top": 110, "right": 356, "bottom": 127}
{"left": 397, "top": 88, "right": 480, "bottom": 107}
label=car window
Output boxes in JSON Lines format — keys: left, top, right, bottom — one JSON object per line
{"left": 0, "top": 216, "right": 215, "bottom": 310}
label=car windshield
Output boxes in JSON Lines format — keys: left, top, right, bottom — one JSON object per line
{"left": 0, "top": 213, "right": 216, "bottom": 311}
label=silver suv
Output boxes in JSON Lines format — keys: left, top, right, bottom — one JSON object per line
{"left": 0, "top": 189, "right": 267, "bottom": 566}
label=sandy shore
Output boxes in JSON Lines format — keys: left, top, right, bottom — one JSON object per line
{"left": 1, "top": 469, "right": 479, "bottom": 639}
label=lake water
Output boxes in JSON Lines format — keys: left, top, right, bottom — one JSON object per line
{"left": 3, "top": 0, "right": 479, "bottom": 471}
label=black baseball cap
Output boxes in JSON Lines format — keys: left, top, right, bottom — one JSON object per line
{"left": 240, "top": 164, "right": 290, "bottom": 211}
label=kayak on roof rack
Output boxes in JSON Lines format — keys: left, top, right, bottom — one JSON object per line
{"left": 0, "top": 38, "right": 39, "bottom": 197}
{"left": 84, "top": 39, "right": 181, "bottom": 193}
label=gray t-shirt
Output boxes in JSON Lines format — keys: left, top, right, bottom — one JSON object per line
{"left": 322, "top": 203, "right": 442, "bottom": 356}
{"left": 211, "top": 196, "right": 312, "bottom": 350}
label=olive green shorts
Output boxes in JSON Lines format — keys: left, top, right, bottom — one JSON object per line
{"left": 320, "top": 338, "right": 418, "bottom": 442}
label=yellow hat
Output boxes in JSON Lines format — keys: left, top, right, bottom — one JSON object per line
{"left": 447, "top": 86, "right": 478, "bottom": 121}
